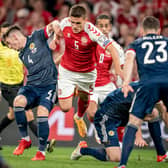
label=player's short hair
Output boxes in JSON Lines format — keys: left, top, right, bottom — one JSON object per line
{"left": 69, "top": 5, "right": 86, "bottom": 18}
{"left": 3, "top": 25, "right": 22, "bottom": 38}
{"left": 142, "top": 16, "right": 160, "bottom": 31}
{"left": 2, "top": 25, "right": 22, "bottom": 46}
{"left": 0, "top": 22, "right": 10, "bottom": 33}
{"left": 96, "top": 14, "right": 111, "bottom": 25}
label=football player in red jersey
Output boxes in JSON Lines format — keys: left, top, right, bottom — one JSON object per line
{"left": 51, "top": 5, "right": 123, "bottom": 138}
{"left": 86, "top": 14, "right": 124, "bottom": 143}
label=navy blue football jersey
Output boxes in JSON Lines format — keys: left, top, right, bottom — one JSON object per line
{"left": 19, "top": 29, "right": 57, "bottom": 86}
{"left": 99, "top": 81, "right": 140, "bottom": 126}
{"left": 127, "top": 34, "right": 168, "bottom": 83}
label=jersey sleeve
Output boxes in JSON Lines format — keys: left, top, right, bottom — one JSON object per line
{"left": 125, "top": 42, "right": 136, "bottom": 57}
{"left": 59, "top": 17, "right": 71, "bottom": 31}
{"left": 84, "top": 22, "right": 111, "bottom": 49}
{"left": 32, "top": 28, "right": 48, "bottom": 42}
{"left": 111, "top": 40, "right": 125, "bottom": 65}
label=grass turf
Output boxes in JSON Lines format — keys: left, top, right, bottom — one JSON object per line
{"left": 1, "top": 146, "right": 168, "bottom": 168}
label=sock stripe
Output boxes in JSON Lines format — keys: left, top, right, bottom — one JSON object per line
{"left": 13, "top": 106, "right": 24, "bottom": 112}
{"left": 37, "top": 117, "right": 48, "bottom": 122}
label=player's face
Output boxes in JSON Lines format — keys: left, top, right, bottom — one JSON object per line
{"left": 5, "top": 33, "right": 22, "bottom": 51}
{"left": 96, "top": 19, "right": 111, "bottom": 37}
{"left": 70, "top": 16, "right": 86, "bottom": 33}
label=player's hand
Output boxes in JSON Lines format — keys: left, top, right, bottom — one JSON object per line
{"left": 49, "top": 40, "right": 57, "bottom": 50}
{"left": 122, "top": 83, "right": 134, "bottom": 97}
{"left": 135, "top": 137, "right": 148, "bottom": 147}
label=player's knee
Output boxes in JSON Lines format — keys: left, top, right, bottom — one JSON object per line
{"left": 13, "top": 95, "right": 27, "bottom": 107}
{"left": 59, "top": 105, "right": 71, "bottom": 112}
{"left": 108, "top": 154, "right": 120, "bottom": 162}
{"left": 87, "top": 111, "right": 95, "bottom": 119}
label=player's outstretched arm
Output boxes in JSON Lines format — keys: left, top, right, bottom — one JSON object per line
{"left": 122, "top": 50, "right": 135, "bottom": 97}
{"left": 46, "top": 20, "right": 61, "bottom": 37}
{"left": 106, "top": 44, "right": 124, "bottom": 80}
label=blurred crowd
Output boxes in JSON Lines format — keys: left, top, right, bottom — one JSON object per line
{"left": 1, "top": 0, "right": 168, "bottom": 48}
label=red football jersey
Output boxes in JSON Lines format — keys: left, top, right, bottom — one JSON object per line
{"left": 95, "top": 45, "right": 113, "bottom": 87}
{"left": 59, "top": 17, "right": 112, "bottom": 72}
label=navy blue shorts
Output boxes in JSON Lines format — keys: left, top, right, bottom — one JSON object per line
{"left": 17, "top": 84, "right": 57, "bottom": 112}
{"left": 94, "top": 109, "right": 121, "bottom": 148}
{"left": 130, "top": 82, "right": 168, "bottom": 119}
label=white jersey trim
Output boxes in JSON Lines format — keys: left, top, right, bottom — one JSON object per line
{"left": 60, "top": 17, "right": 71, "bottom": 31}
{"left": 84, "top": 22, "right": 111, "bottom": 49}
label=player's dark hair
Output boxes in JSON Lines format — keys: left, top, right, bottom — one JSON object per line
{"left": 0, "top": 22, "right": 10, "bottom": 30}
{"left": 96, "top": 14, "right": 111, "bottom": 25}
{"left": 142, "top": 16, "right": 160, "bottom": 31}
{"left": 69, "top": 5, "right": 86, "bottom": 18}
{"left": 2, "top": 25, "right": 22, "bottom": 46}
{"left": 3, "top": 25, "right": 22, "bottom": 38}
{"left": 0, "top": 22, "right": 11, "bottom": 46}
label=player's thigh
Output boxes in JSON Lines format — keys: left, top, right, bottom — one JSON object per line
{"left": 39, "top": 84, "right": 57, "bottom": 113}
{"left": 130, "top": 85, "right": 159, "bottom": 120}
{"left": 59, "top": 96, "right": 73, "bottom": 112}
{"left": 16, "top": 86, "right": 37, "bottom": 107}
{"left": 86, "top": 100, "right": 98, "bottom": 118}
{"left": 94, "top": 112, "right": 120, "bottom": 147}
{"left": 76, "top": 70, "right": 97, "bottom": 95}
{"left": 58, "top": 66, "right": 76, "bottom": 99}
{"left": 106, "top": 146, "right": 121, "bottom": 162}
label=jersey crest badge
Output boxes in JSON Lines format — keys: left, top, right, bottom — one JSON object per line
{"left": 81, "top": 36, "right": 88, "bottom": 46}
{"left": 29, "top": 42, "right": 37, "bottom": 54}
{"left": 67, "top": 33, "right": 71, "bottom": 38}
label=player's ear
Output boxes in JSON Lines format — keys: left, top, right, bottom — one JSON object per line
{"left": 139, "top": 27, "right": 144, "bottom": 37}
{"left": 157, "top": 28, "right": 161, "bottom": 35}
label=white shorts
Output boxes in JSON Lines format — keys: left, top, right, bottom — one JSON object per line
{"left": 90, "top": 82, "right": 116, "bottom": 104}
{"left": 58, "top": 65, "right": 97, "bottom": 99}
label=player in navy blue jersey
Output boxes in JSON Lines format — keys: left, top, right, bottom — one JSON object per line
{"left": 71, "top": 81, "right": 168, "bottom": 163}
{"left": 3, "top": 20, "right": 59, "bottom": 161}
{"left": 117, "top": 16, "right": 168, "bottom": 168}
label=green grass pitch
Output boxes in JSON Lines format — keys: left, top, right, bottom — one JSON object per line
{"left": 1, "top": 146, "right": 168, "bottom": 168}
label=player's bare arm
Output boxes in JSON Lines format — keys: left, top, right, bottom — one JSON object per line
{"left": 122, "top": 50, "right": 135, "bottom": 97}
{"left": 106, "top": 44, "right": 124, "bottom": 80}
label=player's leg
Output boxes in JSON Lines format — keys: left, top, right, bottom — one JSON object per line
{"left": 31, "top": 105, "right": 49, "bottom": 161}
{"left": 74, "top": 91, "right": 89, "bottom": 137}
{"left": 146, "top": 108, "right": 167, "bottom": 162}
{"left": 118, "top": 84, "right": 158, "bottom": 168}
{"left": 25, "top": 109, "right": 37, "bottom": 137}
{"left": 0, "top": 83, "right": 20, "bottom": 134}
{"left": 58, "top": 65, "right": 76, "bottom": 112}
{"left": 74, "top": 70, "right": 96, "bottom": 137}
{"left": 13, "top": 94, "right": 32, "bottom": 155}
{"left": 31, "top": 84, "right": 56, "bottom": 161}
{"left": 71, "top": 108, "right": 121, "bottom": 162}
{"left": 118, "top": 114, "right": 142, "bottom": 168}
{"left": 71, "top": 140, "right": 108, "bottom": 161}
